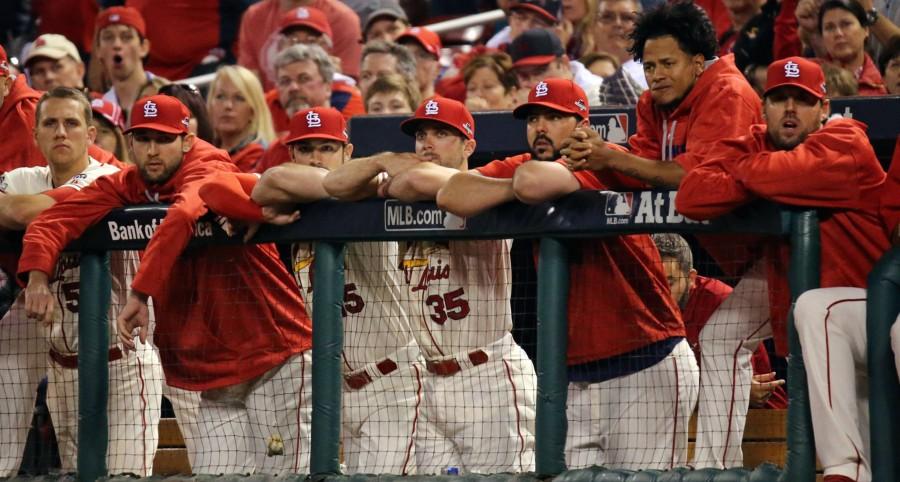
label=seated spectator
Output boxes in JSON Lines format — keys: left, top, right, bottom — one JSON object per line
{"left": 821, "top": 62, "right": 861, "bottom": 95}
{"left": 364, "top": 73, "right": 420, "bottom": 114}
{"left": 462, "top": 51, "right": 520, "bottom": 110}
{"left": 487, "top": 0, "right": 561, "bottom": 49}
{"left": 89, "top": 97, "right": 130, "bottom": 164}
{"left": 158, "top": 83, "right": 215, "bottom": 143}
{"left": 592, "top": 0, "right": 647, "bottom": 88}
{"left": 238, "top": 0, "right": 362, "bottom": 88}
{"left": 362, "top": 0, "right": 410, "bottom": 43}
{"left": 509, "top": 28, "right": 604, "bottom": 106}
{"left": 263, "top": 7, "right": 365, "bottom": 130}
{"left": 0, "top": 45, "right": 45, "bottom": 172}
{"left": 818, "top": 0, "right": 887, "bottom": 94}
{"left": 580, "top": 51, "right": 621, "bottom": 77}
{"left": 397, "top": 27, "right": 442, "bottom": 99}
{"left": 560, "top": 0, "right": 598, "bottom": 58}
{"left": 95, "top": 7, "right": 169, "bottom": 123}
{"left": 208, "top": 65, "right": 276, "bottom": 172}
{"left": 358, "top": 40, "right": 418, "bottom": 99}
{"left": 23, "top": 34, "right": 86, "bottom": 91}
{"left": 878, "top": 35, "right": 900, "bottom": 93}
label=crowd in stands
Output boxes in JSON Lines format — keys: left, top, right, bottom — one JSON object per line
{"left": 0, "top": 0, "right": 898, "bottom": 481}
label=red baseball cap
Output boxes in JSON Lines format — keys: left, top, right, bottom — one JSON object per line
{"left": 513, "top": 78, "right": 589, "bottom": 120}
{"left": 509, "top": 1, "right": 560, "bottom": 24}
{"left": 764, "top": 56, "right": 827, "bottom": 100}
{"left": 90, "top": 97, "right": 125, "bottom": 130}
{"left": 96, "top": 7, "right": 147, "bottom": 38}
{"left": 279, "top": 6, "right": 332, "bottom": 40}
{"left": 397, "top": 27, "right": 442, "bottom": 59}
{"left": 286, "top": 107, "right": 348, "bottom": 143}
{"left": 126, "top": 95, "right": 191, "bottom": 135}
{"left": 401, "top": 96, "right": 475, "bottom": 140}
{"left": 0, "top": 44, "right": 9, "bottom": 76}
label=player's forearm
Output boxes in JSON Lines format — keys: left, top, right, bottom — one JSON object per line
{"left": 386, "top": 163, "right": 455, "bottom": 202}
{"left": 608, "top": 151, "right": 685, "bottom": 188}
{"left": 437, "top": 172, "right": 515, "bottom": 217}
{"left": 253, "top": 164, "right": 328, "bottom": 205}
{"left": 0, "top": 194, "right": 56, "bottom": 230}
{"left": 512, "top": 160, "right": 580, "bottom": 204}
{"left": 322, "top": 157, "right": 382, "bottom": 200}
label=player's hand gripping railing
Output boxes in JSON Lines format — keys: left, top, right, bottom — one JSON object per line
{"left": 29, "top": 190, "right": 822, "bottom": 481}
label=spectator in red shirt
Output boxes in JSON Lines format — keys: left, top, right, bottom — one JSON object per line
{"left": 878, "top": 36, "right": 900, "bottom": 94}
{"left": 652, "top": 233, "right": 787, "bottom": 410}
{"left": 207, "top": 65, "right": 276, "bottom": 172}
{"left": 238, "top": 0, "right": 362, "bottom": 88}
{"left": 818, "top": 0, "right": 887, "bottom": 95}
{"left": 397, "top": 27, "right": 442, "bottom": 100}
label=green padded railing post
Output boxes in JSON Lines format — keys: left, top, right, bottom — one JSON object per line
{"left": 77, "top": 252, "right": 111, "bottom": 481}
{"left": 310, "top": 241, "right": 345, "bottom": 475}
{"left": 780, "top": 210, "right": 819, "bottom": 482}
{"left": 535, "top": 238, "right": 569, "bottom": 476}
{"left": 867, "top": 246, "right": 900, "bottom": 481}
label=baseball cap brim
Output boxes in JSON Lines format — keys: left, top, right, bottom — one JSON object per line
{"left": 400, "top": 117, "right": 469, "bottom": 139}
{"left": 397, "top": 34, "right": 439, "bottom": 58}
{"left": 25, "top": 47, "right": 68, "bottom": 65}
{"left": 763, "top": 82, "right": 825, "bottom": 100}
{"left": 124, "top": 123, "right": 187, "bottom": 135}
{"left": 512, "top": 55, "right": 556, "bottom": 69}
{"left": 513, "top": 101, "right": 582, "bottom": 119}
{"left": 510, "top": 3, "right": 558, "bottom": 24}
{"left": 286, "top": 132, "right": 347, "bottom": 144}
{"left": 281, "top": 21, "right": 326, "bottom": 35}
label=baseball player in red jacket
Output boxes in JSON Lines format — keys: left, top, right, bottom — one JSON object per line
{"left": 676, "top": 57, "right": 891, "bottom": 476}
{"left": 439, "top": 79, "right": 697, "bottom": 470}
{"left": 18, "top": 95, "right": 314, "bottom": 475}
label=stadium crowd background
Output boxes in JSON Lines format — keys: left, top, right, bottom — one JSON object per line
{"left": 0, "top": 0, "right": 898, "bottom": 480}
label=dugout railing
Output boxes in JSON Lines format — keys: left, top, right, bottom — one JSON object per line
{"left": 36, "top": 190, "right": 830, "bottom": 482}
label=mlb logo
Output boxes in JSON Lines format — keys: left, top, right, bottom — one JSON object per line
{"left": 535, "top": 81, "right": 549, "bottom": 97}
{"left": 784, "top": 61, "right": 800, "bottom": 78}
{"left": 593, "top": 113, "right": 629, "bottom": 144}
{"left": 143, "top": 101, "right": 158, "bottom": 118}
{"left": 604, "top": 192, "right": 634, "bottom": 217}
{"left": 424, "top": 99, "right": 439, "bottom": 115}
{"left": 306, "top": 111, "right": 322, "bottom": 127}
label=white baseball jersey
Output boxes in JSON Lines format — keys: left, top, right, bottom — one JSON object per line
{"left": 399, "top": 239, "right": 513, "bottom": 360}
{"left": 1, "top": 159, "right": 123, "bottom": 353}
{"left": 293, "top": 241, "right": 416, "bottom": 371}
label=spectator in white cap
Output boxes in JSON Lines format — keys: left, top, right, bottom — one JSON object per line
{"left": 24, "top": 34, "right": 86, "bottom": 91}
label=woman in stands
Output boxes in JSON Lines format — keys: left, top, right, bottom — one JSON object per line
{"left": 561, "top": 0, "right": 598, "bottom": 58}
{"left": 158, "top": 83, "right": 215, "bottom": 143}
{"left": 818, "top": 0, "right": 887, "bottom": 95}
{"left": 207, "top": 65, "right": 276, "bottom": 172}
{"left": 89, "top": 97, "right": 130, "bottom": 164}
{"left": 364, "top": 73, "right": 420, "bottom": 114}
{"left": 462, "top": 51, "right": 519, "bottom": 111}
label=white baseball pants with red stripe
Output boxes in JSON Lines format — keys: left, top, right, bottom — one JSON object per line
{"left": 693, "top": 262, "right": 771, "bottom": 469}
{"left": 795, "top": 287, "right": 875, "bottom": 482}
{"left": 192, "top": 350, "right": 312, "bottom": 476}
{"left": 565, "top": 339, "right": 699, "bottom": 470}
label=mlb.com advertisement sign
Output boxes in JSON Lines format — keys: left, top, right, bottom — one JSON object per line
{"left": 384, "top": 200, "right": 466, "bottom": 231}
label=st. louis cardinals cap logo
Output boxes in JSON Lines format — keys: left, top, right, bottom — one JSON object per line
{"left": 424, "top": 99, "right": 439, "bottom": 115}
{"left": 535, "top": 81, "right": 549, "bottom": 97}
{"left": 296, "top": 7, "right": 309, "bottom": 18}
{"left": 143, "top": 100, "right": 159, "bottom": 118}
{"left": 784, "top": 61, "right": 800, "bottom": 78}
{"left": 110, "top": 13, "right": 121, "bottom": 21}
{"left": 306, "top": 111, "right": 322, "bottom": 127}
